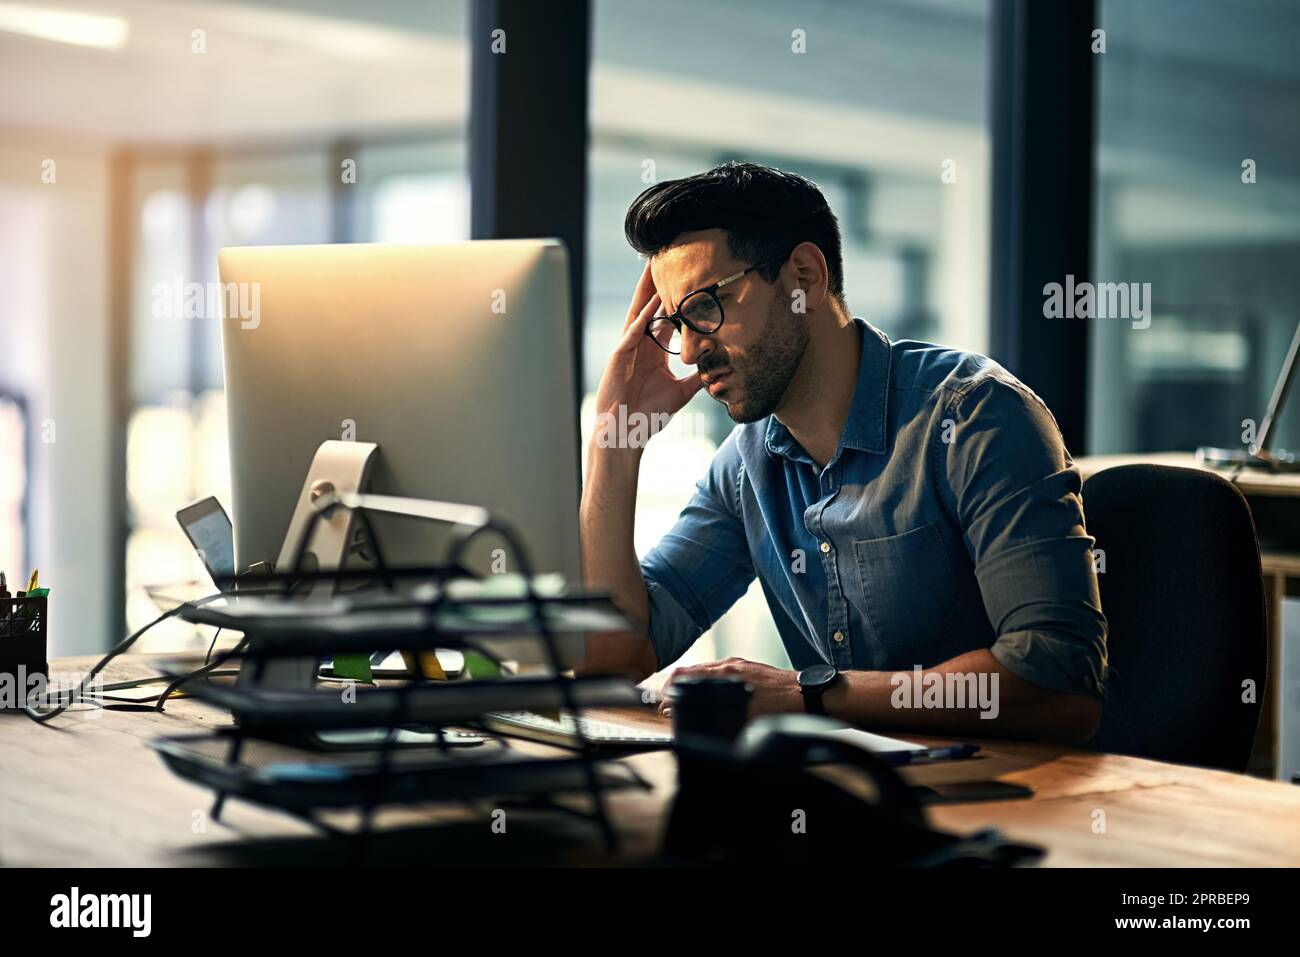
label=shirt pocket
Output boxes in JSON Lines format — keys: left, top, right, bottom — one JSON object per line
{"left": 851, "top": 522, "right": 964, "bottom": 663}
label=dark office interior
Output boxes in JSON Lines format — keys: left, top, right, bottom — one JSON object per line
{"left": 0, "top": 0, "right": 1298, "bottom": 922}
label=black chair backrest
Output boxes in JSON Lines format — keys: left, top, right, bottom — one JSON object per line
{"left": 1082, "top": 464, "right": 1267, "bottom": 771}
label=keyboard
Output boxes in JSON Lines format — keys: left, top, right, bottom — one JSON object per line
{"left": 480, "top": 710, "right": 674, "bottom": 750}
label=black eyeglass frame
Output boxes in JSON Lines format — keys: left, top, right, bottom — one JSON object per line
{"left": 645, "top": 251, "right": 793, "bottom": 354}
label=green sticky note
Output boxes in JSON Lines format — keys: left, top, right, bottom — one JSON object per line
{"left": 331, "top": 652, "right": 373, "bottom": 682}
{"left": 462, "top": 652, "right": 501, "bottom": 680}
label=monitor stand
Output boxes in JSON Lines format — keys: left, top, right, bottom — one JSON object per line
{"left": 236, "top": 439, "right": 379, "bottom": 691}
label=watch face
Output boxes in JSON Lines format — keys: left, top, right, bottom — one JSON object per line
{"left": 799, "top": 663, "right": 837, "bottom": 689}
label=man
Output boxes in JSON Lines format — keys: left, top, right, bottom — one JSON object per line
{"left": 580, "top": 162, "right": 1106, "bottom": 743}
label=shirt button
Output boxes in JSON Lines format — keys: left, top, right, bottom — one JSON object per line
{"left": 820, "top": 541, "right": 831, "bottom": 554}
{"left": 833, "top": 630, "right": 845, "bottom": 643}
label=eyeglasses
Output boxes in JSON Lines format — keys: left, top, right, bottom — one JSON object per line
{"left": 645, "top": 252, "right": 791, "bottom": 355}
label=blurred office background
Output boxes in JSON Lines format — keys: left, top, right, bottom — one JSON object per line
{"left": 0, "top": 0, "right": 1297, "bottom": 680}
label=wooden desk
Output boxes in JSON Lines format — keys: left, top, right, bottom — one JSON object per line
{"left": 3, "top": 653, "right": 1300, "bottom": 867}
{"left": 1076, "top": 452, "right": 1300, "bottom": 778}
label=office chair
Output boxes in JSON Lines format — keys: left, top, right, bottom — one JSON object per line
{"left": 1082, "top": 464, "right": 1268, "bottom": 772}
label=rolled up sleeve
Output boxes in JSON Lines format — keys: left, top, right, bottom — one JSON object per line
{"left": 640, "top": 432, "right": 756, "bottom": 670}
{"left": 942, "top": 377, "right": 1108, "bottom": 699}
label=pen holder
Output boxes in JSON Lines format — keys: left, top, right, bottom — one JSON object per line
{"left": 0, "top": 595, "right": 47, "bottom": 710}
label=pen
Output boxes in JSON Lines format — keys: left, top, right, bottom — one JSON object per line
{"left": 26, "top": 568, "right": 39, "bottom": 593}
{"left": 884, "top": 743, "right": 980, "bottom": 766}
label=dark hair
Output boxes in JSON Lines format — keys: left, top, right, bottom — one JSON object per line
{"left": 624, "top": 161, "right": 844, "bottom": 299}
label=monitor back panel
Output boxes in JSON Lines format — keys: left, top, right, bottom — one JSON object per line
{"left": 217, "top": 240, "right": 581, "bottom": 584}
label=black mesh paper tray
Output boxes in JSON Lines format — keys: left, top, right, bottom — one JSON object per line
{"left": 152, "top": 730, "right": 649, "bottom": 813}
{"left": 160, "top": 667, "right": 642, "bottom": 731}
{"left": 172, "top": 593, "right": 632, "bottom": 654}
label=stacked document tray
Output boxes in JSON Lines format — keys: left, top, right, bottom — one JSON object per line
{"left": 149, "top": 581, "right": 650, "bottom": 849}
{"left": 155, "top": 729, "right": 647, "bottom": 815}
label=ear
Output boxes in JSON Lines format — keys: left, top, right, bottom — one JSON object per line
{"left": 785, "top": 240, "right": 829, "bottom": 315}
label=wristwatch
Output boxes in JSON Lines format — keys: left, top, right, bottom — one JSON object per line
{"left": 797, "top": 663, "right": 840, "bottom": 716}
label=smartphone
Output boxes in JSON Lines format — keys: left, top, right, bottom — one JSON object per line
{"left": 176, "top": 496, "right": 236, "bottom": 590}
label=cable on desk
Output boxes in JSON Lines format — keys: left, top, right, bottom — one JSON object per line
{"left": 23, "top": 592, "right": 224, "bottom": 725}
{"left": 205, "top": 627, "right": 223, "bottom": 665}
{"left": 154, "top": 635, "right": 249, "bottom": 713}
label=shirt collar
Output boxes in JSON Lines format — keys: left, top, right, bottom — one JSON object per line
{"left": 764, "top": 318, "right": 892, "bottom": 461}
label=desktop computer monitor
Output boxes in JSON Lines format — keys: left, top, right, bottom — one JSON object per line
{"left": 216, "top": 239, "right": 582, "bottom": 592}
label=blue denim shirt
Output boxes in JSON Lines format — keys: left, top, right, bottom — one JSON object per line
{"left": 640, "top": 319, "right": 1107, "bottom": 699}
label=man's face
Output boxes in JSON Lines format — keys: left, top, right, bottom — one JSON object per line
{"left": 650, "top": 229, "right": 809, "bottom": 424}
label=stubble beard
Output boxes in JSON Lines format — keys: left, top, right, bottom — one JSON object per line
{"left": 704, "top": 286, "right": 810, "bottom": 424}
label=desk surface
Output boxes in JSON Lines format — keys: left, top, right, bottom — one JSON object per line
{"left": 3, "top": 653, "right": 1300, "bottom": 867}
